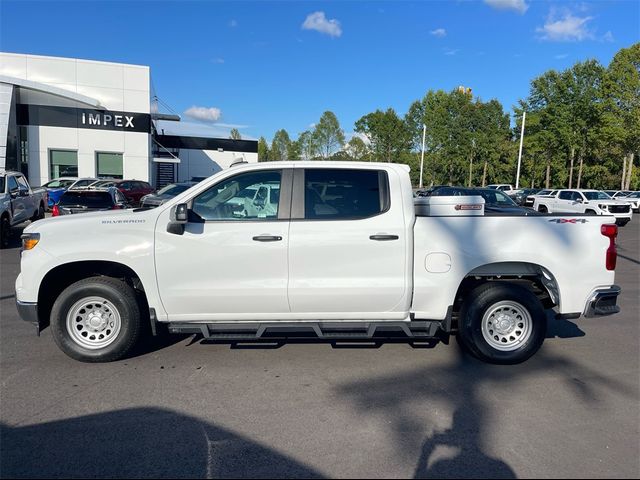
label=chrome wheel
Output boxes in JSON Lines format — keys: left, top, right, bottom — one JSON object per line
{"left": 481, "top": 301, "right": 532, "bottom": 352}
{"left": 66, "top": 296, "right": 122, "bottom": 349}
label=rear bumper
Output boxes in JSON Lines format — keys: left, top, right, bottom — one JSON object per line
{"left": 583, "top": 285, "right": 621, "bottom": 318}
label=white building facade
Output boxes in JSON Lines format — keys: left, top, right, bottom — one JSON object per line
{"left": 0, "top": 52, "right": 257, "bottom": 188}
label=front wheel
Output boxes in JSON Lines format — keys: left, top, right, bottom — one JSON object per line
{"left": 537, "top": 205, "right": 548, "bottom": 213}
{"left": 50, "top": 276, "right": 143, "bottom": 362}
{"left": 0, "top": 215, "right": 10, "bottom": 249}
{"left": 457, "top": 283, "right": 547, "bottom": 364}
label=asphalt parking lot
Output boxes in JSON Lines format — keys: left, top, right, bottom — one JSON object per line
{"left": 1, "top": 221, "right": 639, "bottom": 478}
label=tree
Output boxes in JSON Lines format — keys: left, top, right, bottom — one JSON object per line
{"left": 354, "top": 108, "right": 412, "bottom": 163}
{"left": 229, "top": 128, "right": 242, "bottom": 140}
{"left": 313, "top": 111, "right": 345, "bottom": 159}
{"left": 271, "top": 129, "right": 292, "bottom": 161}
{"left": 257, "top": 137, "right": 270, "bottom": 162}
{"left": 297, "top": 130, "right": 320, "bottom": 160}
{"left": 602, "top": 43, "right": 640, "bottom": 190}
{"left": 346, "top": 136, "right": 370, "bottom": 162}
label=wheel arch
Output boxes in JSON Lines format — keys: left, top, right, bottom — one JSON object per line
{"left": 37, "top": 260, "right": 149, "bottom": 331}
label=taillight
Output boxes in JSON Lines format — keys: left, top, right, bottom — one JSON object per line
{"left": 52, "top": 205, "right": 59, "bottom": 217}
{"left": 601, "top": 224, "right": 617, "bottom": 271}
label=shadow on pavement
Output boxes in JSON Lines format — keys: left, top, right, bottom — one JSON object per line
{"left": 336, "top": 346, "right": 635, "bottom": 479}
{"left": 0, "top": 407, "right": 324, "bottom": 479}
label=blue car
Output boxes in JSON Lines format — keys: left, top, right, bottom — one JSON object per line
{"left": 41, "top": 177, "right": 77, "bottom": 208}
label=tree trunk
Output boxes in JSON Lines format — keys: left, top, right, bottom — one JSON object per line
{"left": 568, "top": 147, "right": 575, "bottom": 188}
{"left": 468, "top": 153, "right": 473, "bottom": 187}
{"left": 621, "top": 154, "right": 627, "bottom": 190}
{"left": 545, "top": 158, "right": 551, "bottom": 189}
{"left": 625, "top": 153, "right": 634, "bottom": 190}
{"left": 482, "top": 160, "right": 487, "bottom": 187}
{"left": 577, "top": 151, "right": 584, "bottom": 189}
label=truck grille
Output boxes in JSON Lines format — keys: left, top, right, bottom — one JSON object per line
{"left": 609, "top": 205, "right": 630, "bottom": 213}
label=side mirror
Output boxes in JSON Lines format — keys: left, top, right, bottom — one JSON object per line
{"left": 167, "top": 203, "right": 188, "bottom": 235}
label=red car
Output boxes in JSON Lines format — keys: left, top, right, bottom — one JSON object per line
{"left": 105, "top": 180, "right": 154, "bottom": 206}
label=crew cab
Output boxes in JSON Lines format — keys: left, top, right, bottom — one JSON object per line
{"left": 16, "top": 162, "right": 621, "bottom": 364}
{"left": 533, "top": 189, "right": 632, "bottom": 226}
{"left": 1, "top": 170, "right": 47, "bottom": 248}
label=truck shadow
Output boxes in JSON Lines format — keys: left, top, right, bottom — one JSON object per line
{"left": 0, "top": 407, "right": 324, "bottom": 479}
{"left": 335, "top": 346, "right": 635, "bottom": 479}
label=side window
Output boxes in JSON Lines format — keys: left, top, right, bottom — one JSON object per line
{"left": 559, "top": 191, "right": 572, "bottom": 200}
{"left": 16, "top": 176, "right": 29, "bottom": 190}
{"left": 192, "top": 170, "right": 282, "bottom": 221}
{"left": 304, "top": 169, "right": 389, "bottom": 220}
{"left": 572, "top": 192, "right": 583, "bottom": 201}
{"left": 8, "top": 176, "right": 19, "bottom": 192}
{"left": 115, "top": 190, "right": 126, "bottom": 204}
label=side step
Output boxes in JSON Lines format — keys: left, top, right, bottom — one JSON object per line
{"left": 166, "top": 321, "right": 447, "bottom": 343}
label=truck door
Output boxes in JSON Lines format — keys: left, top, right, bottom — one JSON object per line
{"left": 154, "top": 168, "right": 291, "bottom": 321}
{"left": 287, "top": 167, "right": 410, "bottom": 318}
{"left": 7, "top": 176, "right": 27, "bottom": 223}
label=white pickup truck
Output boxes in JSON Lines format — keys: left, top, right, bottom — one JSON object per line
{"left": 533, "top": 189, "right": 633, "bottom": 226}
{"left": 1, "top": 170, "right": 47, "bottom": 248}
{"left": 16, "top": 162, "right": 621, "bottom": 364}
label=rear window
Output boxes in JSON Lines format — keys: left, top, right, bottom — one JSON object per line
{"left": 59, "top": 191, "right": 113, "bottom": 208}
{"left": 304, "top": 169, "right": 389, "bottom": 220}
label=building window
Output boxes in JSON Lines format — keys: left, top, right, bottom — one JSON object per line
{"left": 96, "top": 152, "right": 124, "bottom": 179}
{"left": 50, "top": 150, "right": 78, "bottom": 178}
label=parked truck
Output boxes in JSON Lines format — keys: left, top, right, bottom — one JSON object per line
{"left": 16, "top": 162, "right": 621, "bottom": 364}
{"left": 1, "top": 170, "right": 47, "bottom": 248}
{"left": 533, "top": 189, "right": 632, "bottom": 226}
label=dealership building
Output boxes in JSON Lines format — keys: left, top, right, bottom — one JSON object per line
{"left": 0, "top": 52, "right": 258, "bottom": 188}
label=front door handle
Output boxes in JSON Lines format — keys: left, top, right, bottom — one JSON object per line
{"left": 252, "top": 235, "right": 283, "bottom": 242}
{"left": 369, "top": 234, "right": 399, "bottom": 241}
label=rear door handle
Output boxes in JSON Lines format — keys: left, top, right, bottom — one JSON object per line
{"left": 252, "top": 235, "right": 283, "bottom": 242}
{"left": 369, "top": 234, "right": 399, "bottom": 241}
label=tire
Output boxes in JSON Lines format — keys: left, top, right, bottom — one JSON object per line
{"left": 585, "top": 210, "right": 597, "bottom": 215}
{"left": 0, "top": 215, "right": 10, "bottom": 249}
{"left": 538, "top": 205, "right": 548, "bottom": 213}
{"left": 50, "top": 276, "right": 143, "bottom": 362}
{"left": 31, "top": 203, "right": 45, "bottom": 222}
{"left": 457, "top": 283, "right": 547, "bottom": 364}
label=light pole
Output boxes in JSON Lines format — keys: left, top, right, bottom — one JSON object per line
{"left": 516, "top": 110, "right": 526, "bottom": 189}
{"left": 419, "top": 124, "right": 426, "bottom": 189}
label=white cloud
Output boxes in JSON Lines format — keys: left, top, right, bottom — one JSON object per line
{"left": 536, "top": 10, "right": 594, "bottom": 41}
{"left": 302, "top": 11, "right": 342, "bottom": 38}
{"left": 484, "top": 0, "right": 529, "bottom": 14}
{"left": 444, "top": 48, "right": 459, "bottom": 56}
{"left": 184, "top": 106, "right": 222, "bottom": 123}
{"left": 430, "top": 28, "right": 447, "bottom": 37}
{"left": 212, "top": 58, "right": 224, "bottom": 64}
{"left": 602, "top": 31, "right": 614, "bottom": 42}
{"left": 229, "top": 19, "right": 238, "bottom": 27}
{"left": 555, "top": 53, "right": 569, "bottom": 59}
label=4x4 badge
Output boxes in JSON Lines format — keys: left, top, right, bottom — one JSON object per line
{"left": 548, "top": 218, "right": 589, "bottom": 223}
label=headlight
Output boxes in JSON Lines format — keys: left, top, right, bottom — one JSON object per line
{"left": 21, "top": 233, "right": 40, "bottom": 251}
{"left": 598, "top": 204, "right": 607, "bottom": 210}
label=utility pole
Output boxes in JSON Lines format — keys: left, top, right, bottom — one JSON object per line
{"left": 516, "top": 110, "right": 526, "bottom": 189}
{"left": 419, "top": 124, "right": 426, "bottom": 189}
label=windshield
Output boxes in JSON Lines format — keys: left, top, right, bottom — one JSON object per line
{"left": 475, "top": 189, "right": 517, "bottom": 206}
{"left": 627, "top": 192, "right": 640, "bottom": 198}
{"left": 44, "top": 179, "right": 75, "bottom": 188}
{"left": 59, "top": 191, "right": 113, "bottom": 208}
{"left": 157, "top": 184, "right": 192, "bottom": 196}
{"left": 583, "top": 191, "right": 611, "bottom": 200}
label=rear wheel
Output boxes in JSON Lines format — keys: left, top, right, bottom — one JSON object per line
{"left": 585, "top": 209, "right": 597, "bottom": 215}
{"left": 537, "top": 205, "right": 548, "bottom": 213}
{"left": 457, "top": 283, "right": 547, "bottom": 364}
{"left": 50, "top": 276, "right": 143, "bottom": 362}
{"left": 31, "top": 203, "right": 45, "bottom": 221}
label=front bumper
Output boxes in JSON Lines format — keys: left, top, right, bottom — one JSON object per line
{"left": 16, "top": 299, "right": 39, "bottom": 329}
{"left": 583, "top": 285, "right": 621, "bottom": 318}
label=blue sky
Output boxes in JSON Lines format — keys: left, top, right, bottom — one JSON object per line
{"left": 1, "top": 0, "right": 639, "bottom": 141}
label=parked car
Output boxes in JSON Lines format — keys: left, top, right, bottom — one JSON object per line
{"left": 533, "top": 189, "right": 632, "bottom": 226}
{"left": 524, "top": 189, "right": 557, "bottom": 208}
{"left": 487, "top": 184, "right": 517, "bottom": 196}
{"left": 16, "top": 162, "right": 620, "bottom": 365}
{"left": 513, "top": 188, "right": 540, "bottom": 206}
{"left": 109, "top": 180, "right": 154, "bottom": 206}
{"left": 140, "top": 182, "right": 197, "bottom": 208}
{"left": 1, "top": 170, "right": 47, "bottom": 248}
{"left": 41, "top": 177, "right": 77, "bottom": 208}
{"left": 67, "top": 178, "right": 100, "bottom": 190}
{"left": 614, "top": 191, "right": 640, "bottom": 213}
{"left": 52, "top": 187, "right": 130, "bottom": 216}
{"left": 603, "top": 190, "right": 633, "bottom": 198}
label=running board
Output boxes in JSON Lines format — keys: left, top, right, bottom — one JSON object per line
{"left": 166, "top": 321, "right": 446, "bottom": 342}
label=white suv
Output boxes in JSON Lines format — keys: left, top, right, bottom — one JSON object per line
{"left": 533, "top": 189, "right": 632, "bottom": 226}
